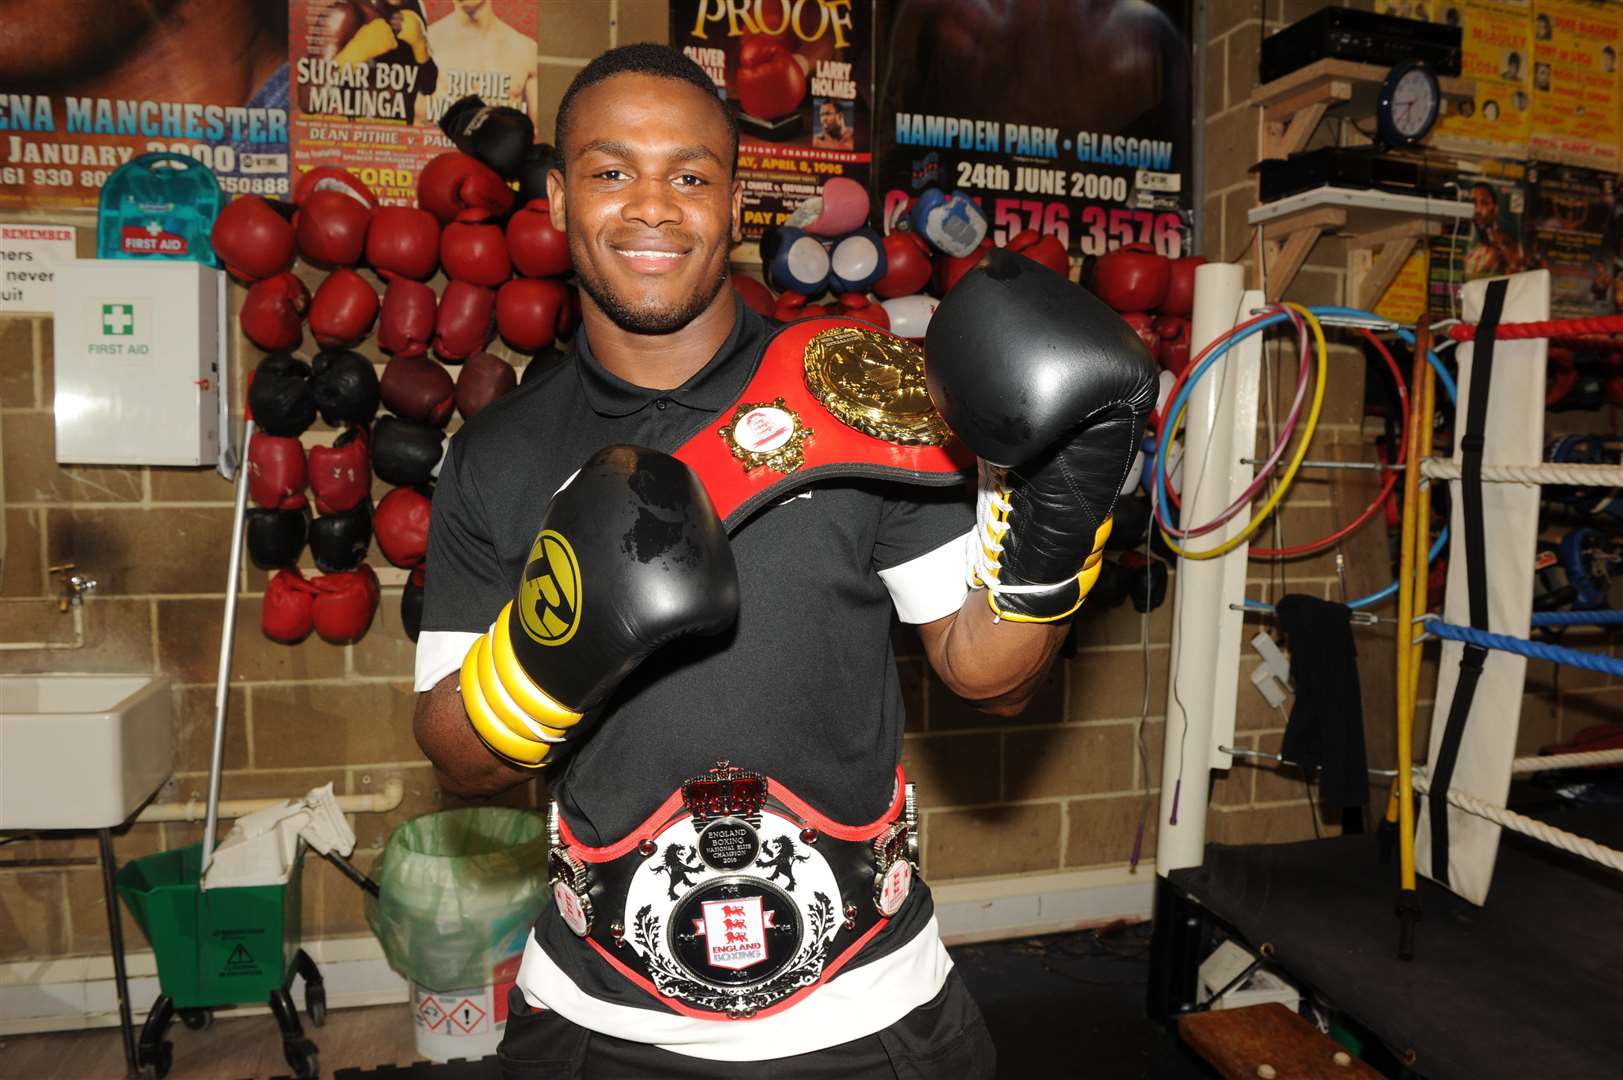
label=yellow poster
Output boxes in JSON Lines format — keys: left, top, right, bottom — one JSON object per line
{"left": 1375, "top": 246, "right": 1429, "bottom": 327}
{"left": 1531, "top": 0, "right": 1620, "bottom": 169}
{"left": 1431, "top": 1, "right": 1533, "bottom": 155}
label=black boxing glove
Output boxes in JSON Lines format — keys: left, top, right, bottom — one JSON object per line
{"left": 926, "top": 249, "right": 1157, "bottom": 622}
{"left": 514, "top": 142, "right": 559, "bottom": 206}
{"left": 248, "top": 353, "right": 316, "bottom": 437}
{"left": 439, "top": 95, "right": 535, "bottom": 181}
{"left": 1087, "top": 560, "right": 1131, "bottom": 612}
{"left": 1120, "top": 550, "right": 1169, "bottom": 613}
{"left": 372, "top": 415, "right": 445, "bottom": 487}
{"left": 460, "top": 446, "right": 739, "bottom": 767}
{"left": 311, "top": 349, "right": 380, "bottom": 427}
{"left": 309, "top": 501, "right": 372, "bottom": 573}
{"left": 402, "top": 566, "right": 426, "bottom": 643}
{"left": 1104, "top": 493, "right": 1151, "bottom": 552}
{"left": 246, "top": 507, "right": 309, "bottom": 570}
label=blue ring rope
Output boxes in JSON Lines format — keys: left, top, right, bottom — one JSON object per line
{"left": 1426, "top": 618, "right": 1623, "bottom": 677}
{"left": 1529, "top": 609, "right": 1623, "bottom": 627}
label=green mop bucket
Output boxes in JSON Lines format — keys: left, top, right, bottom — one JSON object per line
{"left": 116, "top": 842, "right": 303, "bottom": 1009}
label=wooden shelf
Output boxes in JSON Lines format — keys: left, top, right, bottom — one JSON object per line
{"left": 1245, "top": 58, "right": 1477, "bottom": 304}
{"left": 1246, "top": 187, "right": 1472, "bottom": 307}
{"left": 1250, "top": 58, "right": 1476, "bottom": 159}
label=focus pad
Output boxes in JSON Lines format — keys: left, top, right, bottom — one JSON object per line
{"left": 924, "top": 248, "right": 1152, "bottom": 468}
{"left": 505, "top": 445, "right": 739, "bottom": 714}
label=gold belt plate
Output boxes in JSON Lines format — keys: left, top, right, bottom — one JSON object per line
{"left": 802, "top": 326, "right": 953, "bottom": 446}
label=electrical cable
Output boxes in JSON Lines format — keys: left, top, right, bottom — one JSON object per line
{"left": 1155, "top": 303, "right": 1329, "bottom": 560}
{"left": 1151, "top": 313, "right": 1459, "bottom": 557}
{"left": 1161, "top": 306, "right": 1313, "bottom": 538}
{"left": 1249, "top": 328, "right": 1410, "bottom": 557}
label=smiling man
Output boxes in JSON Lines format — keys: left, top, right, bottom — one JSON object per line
{"left": 412, "top": 42, "right": 1154, "bottom": 1079}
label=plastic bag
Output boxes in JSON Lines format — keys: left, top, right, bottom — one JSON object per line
{"left": 365, "top": 807, "right": 549, "bottom": 992}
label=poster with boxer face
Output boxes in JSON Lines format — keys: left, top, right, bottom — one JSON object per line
{"left": 1427, "top": 1, "right": 1534, "bottom": 158}
{"left": 289, "top": 0, "right": 540, "bottom": 206}
{"left": 1525, "top": 161, "right": 1614, "bottom": 318}
{"left": 1424, "top": 160, "right": 1528, "bottom": 318}
{"left": 1529, "top": 0, "right": 1620, "bottom": 172}
{"left": 872, "top": 0, "right": 1193, "bottom": 265}
{"left": 670, "top": 0, "right": 874, "bottom": 240}
{"left": 0, "top": 1, "right": 290, "bottom": 210}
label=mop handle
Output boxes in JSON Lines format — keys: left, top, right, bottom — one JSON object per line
{"left": 322, "top": 849, "right": 382, "bottom": 898}
{"left": 201, "top": 419, "right": 255, "bottom": 874}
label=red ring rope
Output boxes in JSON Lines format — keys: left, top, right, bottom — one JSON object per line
{"left": 1446, "top": 314, "right": 1623, "bottom": 341}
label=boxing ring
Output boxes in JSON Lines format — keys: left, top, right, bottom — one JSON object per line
{"left": 1147, "top": 268, "right": 1623, "bottom": 1079}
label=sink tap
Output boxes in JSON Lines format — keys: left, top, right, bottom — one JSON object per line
{"left": 49, "top": 563, "right": 98, "bottom": 612}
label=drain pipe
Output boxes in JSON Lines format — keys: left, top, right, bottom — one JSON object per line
{"left": 136, "top": 777, "right": 404, "bottom": 824}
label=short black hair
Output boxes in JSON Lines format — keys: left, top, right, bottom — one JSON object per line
{"left": 554, "top": 43, "right": 738, "bottom": 175}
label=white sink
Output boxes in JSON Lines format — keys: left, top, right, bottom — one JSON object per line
{"left": 0, "top": 675, "right": 174, "bottom": 829}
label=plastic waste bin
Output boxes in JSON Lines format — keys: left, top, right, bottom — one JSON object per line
{"left": 366, "top": 807, "right": 549, "bottom": 1061}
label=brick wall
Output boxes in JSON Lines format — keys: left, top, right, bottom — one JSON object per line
{"left": 1, "top": 1, "right": 1448, "bottom": 968}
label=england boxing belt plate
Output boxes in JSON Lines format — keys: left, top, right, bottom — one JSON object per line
{"left": 674, "top": 318, "right": 973, "bottom": 533}
{"left": 549, "top": 763, "right": 920, "bottom": 1019}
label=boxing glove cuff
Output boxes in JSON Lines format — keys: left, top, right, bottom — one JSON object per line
{"left": 459, "top": 601, "right": 585, "bottom": 767}
{"left": 462, "top": 637, "right": 551, "bottom": 767}
{"left": 970, "top": 460, "right": 1114, "bottom": 622}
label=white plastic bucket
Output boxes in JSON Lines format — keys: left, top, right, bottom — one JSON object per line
{"left": 408, "top": 919, "right": 528, "bottom": 1062}
{"left": 411, "top": 978, "right": 502, "bottom": 1062}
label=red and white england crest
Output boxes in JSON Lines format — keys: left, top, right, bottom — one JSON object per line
{"left": 701, "top": 895, "right": 769, "bottom": 970}
{"left": 876, "top": 858, "right": 912, "bottom": 916}
{"left": 553, "top": 879, "right": 591, "bottom": 937}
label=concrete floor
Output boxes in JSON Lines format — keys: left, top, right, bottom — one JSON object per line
{"left": 0, "top": 925, "right": 1213, "bottom": 1078}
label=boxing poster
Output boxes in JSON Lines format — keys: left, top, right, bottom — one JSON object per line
{"left": 670, "top": 0, "right": 874, "bottom": 241}
{"left": 1429, "top": 1, "right": 1534, "bottom": 157}
{"left": 1426, "top": 160, "right": 1528, "bottom": 318}
{"left": 1530, "top": 0, "right": 1620, "bottom": 170}
{"left": 1525, "top": 161, "right": 1614, "bottom": 317}
{"left": 289, "top": 0, "right": 540, "bottom": 206}
{"left": 0, "top": 5, "right": 290, "bottom": 211}
{"left": 872, "top": 0, "right": 1193, "bottom": 262}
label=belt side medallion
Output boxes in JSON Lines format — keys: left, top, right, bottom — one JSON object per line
{"left": 802, "top": 326, "right": 953, "bottom": 446}
{"left": 720, "top": 397, "right": 811, "bottom": 474}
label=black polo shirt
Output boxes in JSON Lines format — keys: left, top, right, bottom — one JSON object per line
{"left": 421, "top": 295, "right": 974, "bottom": 845}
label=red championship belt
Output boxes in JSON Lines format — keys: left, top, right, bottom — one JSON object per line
{"left": 675, "top": 318, "right": 973, "bottom": 531}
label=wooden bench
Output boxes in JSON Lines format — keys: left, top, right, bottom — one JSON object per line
{"left": 1177, "top": 1003, "right": 1385, "bottom": 1080}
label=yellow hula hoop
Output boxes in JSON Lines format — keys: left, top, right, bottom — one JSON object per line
{"left": 1157, "top": 302, "right": 1329, "bottom": 561}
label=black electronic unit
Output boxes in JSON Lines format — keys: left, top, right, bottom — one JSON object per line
{"left": 1259, "top": 8, "right": 1462, "bottom": 85}
{"left": 1253, "top": 147, "right": 1458, "bottom": 204}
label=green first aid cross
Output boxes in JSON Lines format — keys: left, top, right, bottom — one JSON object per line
{"left": 102, "top": 303, "right": 134, "bottom": 336}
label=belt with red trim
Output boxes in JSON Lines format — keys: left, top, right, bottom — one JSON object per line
{"left": 673, "top": 317, "right": 973, "bottom": 532}
{"left": 546, "top": 761, "right": 918, "bottom": 1019}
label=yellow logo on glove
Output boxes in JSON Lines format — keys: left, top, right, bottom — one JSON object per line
{"left": 519, "top": 530, "right": 581, "bottom": 646}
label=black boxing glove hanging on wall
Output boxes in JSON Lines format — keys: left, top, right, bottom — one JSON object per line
{"left": 460, "top": 446, "right": 739, "bottom": 768}
{"left": 439, "top": 95, "right": 535, "bottom": 181}
{"left": 926, "top": 250, "right": 1158, "bottom": 622}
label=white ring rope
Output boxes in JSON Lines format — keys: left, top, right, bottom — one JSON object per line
{"left": 1411, "top": 772, "right": 1623, "bottom": 873}
{"left": 1510, "top": 748, "right": 1623, "bottom": 773}
{"left": 1419, "top": 459, "right": 1623, "bottom": 486}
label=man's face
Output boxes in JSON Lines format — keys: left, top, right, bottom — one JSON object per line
{"left": 820, "top": 102, "right": 841, "bottom": 134}
{"left": 1473, "top": 187, "right": 1496, "bottom": 230}
{"left": 0, "top": 0, "right": 181, "bottom": 83}
{"left": 550, "top": 73, "right": 740, "bottom": 335}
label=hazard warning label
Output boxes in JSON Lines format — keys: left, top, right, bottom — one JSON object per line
{"left": 447, "top": 998, "right": 487, "bottom": 1035}
{"left": 413, "top": 988, "right": 490, "bottom": 1035}
{"left": 221, "top": 943, "right": 261, "bottom": 976}
{"left": 416, "top": 995, "right": 447, "bottom": 1032}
